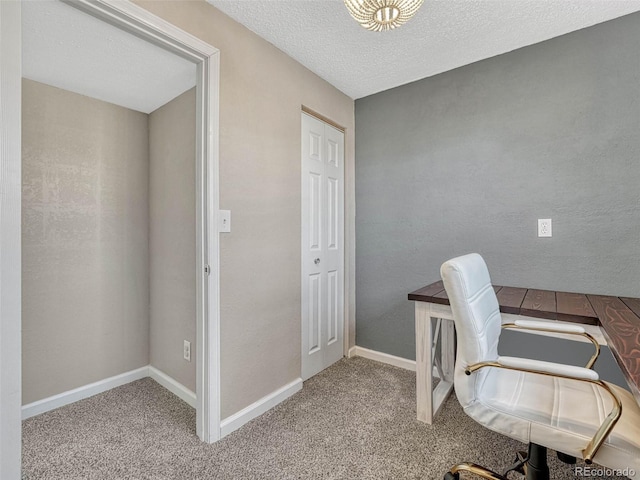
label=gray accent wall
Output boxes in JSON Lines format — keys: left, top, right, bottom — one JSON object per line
{"left": 22, "top": 79, "right": 150, "bottom": 404}
{"left": 355, "top": 13, "right": 640, "bottom": 386}
{"left": 149, "top": 88, "right": 197, "bottom": 392}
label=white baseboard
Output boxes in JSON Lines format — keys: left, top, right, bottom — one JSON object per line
{"left": 22, "top": 366, "right": 149, "bottom": 420}
{"left": 220, "top": 378, "right": 303, "bottom": 437}
{"left": 148, "top": 366, "right": 196, "bottom": 408}
{"left": 22, "top": 365, "right": 197, "bottom": 420}
{"left": 350, "top": 346, "right": 417, "bottom": 372}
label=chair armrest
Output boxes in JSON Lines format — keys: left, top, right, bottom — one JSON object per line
{"left": 502, "top": 320, "right": 600, "bottom": 369}
{"left": 465, "top": 358, "right": 622, "bottom": 464}
{"left": 497, "top": 356, "right": 599, "bottom": 381}
{"left": 511, "top": 319, "right": 586, "bottom": 334}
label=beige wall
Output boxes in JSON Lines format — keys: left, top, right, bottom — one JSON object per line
{"left": 149, "top": 88, "right": 197, "bottom": 391}
{"left": 22, "top": 79, "right": 150, "bottom": 404}
{"left": 134, "top": 0, "right": 356, "bottom": 418}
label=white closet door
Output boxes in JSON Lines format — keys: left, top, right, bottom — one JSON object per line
{"left": 301, "top": 113, "right": 344, "bottom": 381}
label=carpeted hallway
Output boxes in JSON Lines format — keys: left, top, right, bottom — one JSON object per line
{"left": 22, "top": 357, "right": 627, "bottom": 479}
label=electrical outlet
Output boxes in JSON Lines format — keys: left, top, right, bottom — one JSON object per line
{"left": 183, "top": 340, "right": 191, "bottom": 362}
{"left": 538, "top": 219, "right": 552, "bottom": 237}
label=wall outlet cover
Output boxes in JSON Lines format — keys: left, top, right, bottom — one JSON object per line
{"left": 183, "top": 340, "right": 191, "bottom": 362}
{"left": 538, "top": 218, "right": 552, "bottom": 237}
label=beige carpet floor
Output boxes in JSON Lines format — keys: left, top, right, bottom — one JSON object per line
{"left": 22, "top": 357, "right": 628, "bottom": 479}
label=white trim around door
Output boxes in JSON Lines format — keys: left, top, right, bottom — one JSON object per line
{"left": 0, "top": 1, "right": 23, "bottom": 478}
{"left": 302, "top": 105, "right": 355, "bottom": 359}
{"left": 0, "top": 5, "right": 221, "bottom": 476}
{"left": 64, "top": 0, "right": 222, "bottom": 444}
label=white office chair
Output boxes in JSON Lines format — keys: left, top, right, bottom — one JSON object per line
{"left": 439, "top": 253, "right": 640, "bottom": 480}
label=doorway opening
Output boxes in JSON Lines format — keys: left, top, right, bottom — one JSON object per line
{"left": 16, "top": 0, "right": 220, "bottom": 450}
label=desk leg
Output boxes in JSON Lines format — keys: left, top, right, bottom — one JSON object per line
{"left": 415, "top": 302, "right": 433, "bottom": 423}
{"left": 441, "top": 319, "right": 455, "bottom": 383}
{"left": 432, "top": 318, "right": 455, "bottom": 419}
{"left": 415, "top": 303, "right": 456, "bottom": 424}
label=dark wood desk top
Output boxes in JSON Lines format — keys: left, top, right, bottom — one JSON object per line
{"left": 409, "top": 281, "right": 640, "bottom": 403}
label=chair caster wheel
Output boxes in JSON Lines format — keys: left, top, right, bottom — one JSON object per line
{"left": 444, "top": 473, "right": 459, "bottom": 480}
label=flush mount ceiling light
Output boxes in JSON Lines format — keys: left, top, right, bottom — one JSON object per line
{"left": 344, "top": 0, "right": 424, "bottom": 32}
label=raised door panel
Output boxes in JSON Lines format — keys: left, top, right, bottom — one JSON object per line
{"left": 327, "top": 177, "right": 338, "bottom": 251}
{"left": 308, "top": 273, "right": 321, "bottom": 353}
{"left": 327, "top": 137, "right": 339, "bottom": 168}
{"left": 309, "top": 131, "right": 322, "bottom": 163}
{"left": 308, "top": 173, "right": 322, "bottom": 252}
{"left": 327, "top": 270, "right": 338, "bottom": 345}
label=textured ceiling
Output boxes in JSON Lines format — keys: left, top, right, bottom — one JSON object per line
{"left": 208, "top": 0, "right": 640, "bottom": 99}
{"left": 22, "top": 0, "right": 196, "bottom": 114}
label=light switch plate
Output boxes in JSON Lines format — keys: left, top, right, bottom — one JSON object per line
{"left": 538, "top": 219, "right": 552, "bottom": 237}
{"left": 219, "top": 210, "right": 231, "bottom": 233}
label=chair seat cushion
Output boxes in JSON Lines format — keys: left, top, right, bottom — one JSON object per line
{"left": 464, "top": 366, "right": 640, "bottom": 475}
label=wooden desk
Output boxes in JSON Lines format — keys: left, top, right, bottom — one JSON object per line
{"left": 408, "top": 281, "right": 640, "bottom": 424}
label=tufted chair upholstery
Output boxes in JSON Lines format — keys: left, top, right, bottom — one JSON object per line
{"left": 440, "top": 253, "right": 640, "bottom": 480}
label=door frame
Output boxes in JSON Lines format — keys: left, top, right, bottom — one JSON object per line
{"left": 0, "top": 1, "right": 23, "bottom": 477}
{"left": 64, "top": 0, "right": 223, "bottom": 444}
{"left": 0, "top": 0, "right": 221, "bottom": 475}
{"left": 300, "top": 106, "right": 355, "bottom": 364}
{"left": 300, "top": 104, "right": 356, "bottom": 364}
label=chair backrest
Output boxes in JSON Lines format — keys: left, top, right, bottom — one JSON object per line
{"left": 440, "top": 253, "right": 502, "bottom": 407}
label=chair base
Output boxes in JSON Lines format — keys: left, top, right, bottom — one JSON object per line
{"left": 444, "top": 463, "right": 508, "bottom": 480}
{"left": 525, "top": 444, "right": 550, "bottom": 480}
{"left": 444, "top": 443, "right": 550, "bottom": 480}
